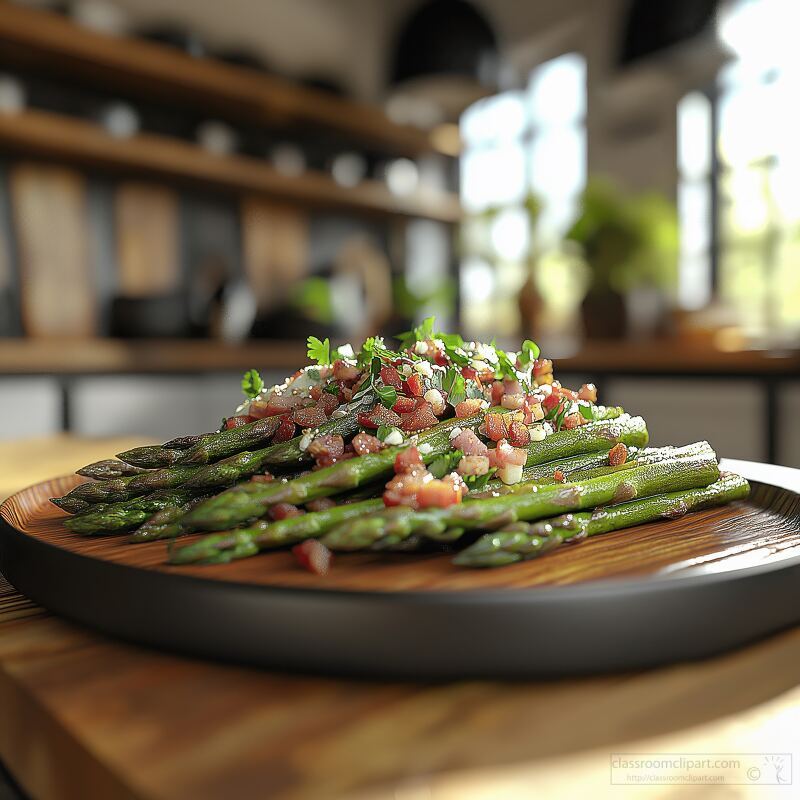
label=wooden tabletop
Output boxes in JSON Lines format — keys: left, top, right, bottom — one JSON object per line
{"left": 1, "top": 438, "right": 799, "bottom": 800}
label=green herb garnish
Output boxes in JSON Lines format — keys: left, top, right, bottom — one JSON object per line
{"left": 428, "top": 449, "right": 463, "bottom": 479}
{"left": 240, "top": 369, "right": 264, "bottom": 399}
{"left": 307, "top": 336, "right": 331, "bottom": 365}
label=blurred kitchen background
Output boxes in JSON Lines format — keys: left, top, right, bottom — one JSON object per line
{"left": 0, "top": 0, "right": 797, "bottom": 464}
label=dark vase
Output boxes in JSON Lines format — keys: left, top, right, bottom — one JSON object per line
{"left": 581, "top": 287, "right": 627, "bottom": 339}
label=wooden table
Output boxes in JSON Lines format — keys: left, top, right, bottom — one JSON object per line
{"left": 1, "top": 438, "right": 799, "bottom": 800}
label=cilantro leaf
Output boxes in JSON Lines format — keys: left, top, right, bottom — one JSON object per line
{"left": 307, "top": 336, "right": 331, "bottom": 365}
{"left": 437, "top": 332, "right": 469, "bottom": 366}
{"left": 241, "top": 368, "right": 264, "bottom": 399}
{"left": 578, "top": 403, "right": 596, "bottom": 422}
{"left": 396, "top": 316, "right": 436, "bottom": 350}
{"left": 495, "top": 348, "right": 518, "bottom": 381}
{"left": 441, "top": 368, "right": 466, "bottom": 407}
{"left": 464, "top": 469, "right": 496, "bottom": 492}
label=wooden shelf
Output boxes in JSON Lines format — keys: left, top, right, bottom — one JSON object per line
{"left": 0, "top": 3, "right": 444, "bottom": 158}
{"left": 0, "top": 110, "right": 461, "bottom": 222}
{"left": 0, "top": 338, "right": 797, "bottom": 377}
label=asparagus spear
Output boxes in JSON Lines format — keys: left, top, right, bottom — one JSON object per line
{"left": 167, "top": 498, "right": 386, "bottom": 562}
{"left": 147, "top": 415, "right": 484, "bottom": 538}
{"left": 75, "top": 459, "right": 150, "bottom": 480}
{"left": 454, "top": 472, "right": 750, "bottom": 567}
{"left": 320, "top": 450, "right": 720, "bottom": 551}
{"left": 63, "top": 488, "right": 203, "bottom": 535}
{"left": 56, "top": 414, "right": 360, "bottom": 508}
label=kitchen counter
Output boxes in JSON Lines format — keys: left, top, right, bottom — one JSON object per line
{"left": 0, "top": 437, "right": 798, "bottom": 799}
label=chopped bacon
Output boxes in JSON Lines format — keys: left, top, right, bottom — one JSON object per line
{"left": 339, "top": 384, "right": 354, "bottom": 401}
{"left": 608, "top": 443, "right": 628, "bottom": 466}
{"left": 523, "top": 396, "right": 544, "bottom": 424}
{"left": 306, "top": 497, "right": 336, "bottom": 512}
{"left": 553, "top": 469, "right": 566, "bottom": 483}
{"left": 394, "top": 445, "right": 425, "bottom": 474}
{"left": 503, "top": 378, "right": 522, "bottom": 396}
{"left": 332, "top": 359, "right": 361, "bottom": 383}
{"left": 224, "top": 415, "right": 255, "bottom": 429}
{"left": 404, "top": 373, "right": 425, "bottom": 397}
{"left": 270, "top": 503, "right": 304, "bottom": 520}
{"left": 578, "top": 383, "right": 598, "bottom": 403}
{"left": 400, "top": 401, "right": 439, "bottom": 432}
{"left": 358, "top": 404, "right": 402, "bottom": 429}
{"left": 556, "top": 385, "right": 578, "bottom": 401}
{"left": 314, "top": 391, "right": 340, "bottom": 417}
{"left": 292, "top": 406, "right": 328, "bottom": 428}
{"left": 392, "top": 395, "right": 417, "bottom": 413}
{"left": 507, "top": 420, "right": 531, "bottom": 447}
{"left": 292, "top": 539, "right": 332, "bottom": 575}
{"left": 457, "top": 455, "right": 491, "bottom": 477}
{"left": 273, "top": 415, "right": 296, "bottom": 442}
{"left": 454, "top": 398, "right": 485, "bottom": 418}
{"left": 562, "top": 413, "right": 584, "bottom": 430}
{"left": 383, "top": 470, "right": 429, "bottom": 507}
{"left": 250, "top": 472, "right": 274, "bottom": 483}
{"left": 249, "top": 392, "right": 310, "bottom": 418}
{"left": 309, "top": 385, "right": 322, "bottom": 401}
{"left": 417, "top": 474, "right": 467, "bottom": 508}
{"left": 380, "top": 365, "right": 403, "bottom": 389}
{"left": 314, "top": 451, "right": 356, "bottom": 469}
{"left": 490, "top": 381, "right": 505, "bottom": 407}
{"left": 461, "top": 367, "right": 479, "bottom": 383}
{"left": 451, "top": 428, "right": 489, "bottom": 457}
{"left": 484, "top": 412, "right": 509, "bottom": 442}
{"left": 351, "top": 432, "right": 384, "bottom": 456}
{"left": 501, "top": 393, "right": 525, "bottom": 410}
{"left": 308, "top": 434, "right": 345, "bottom": 460}
{"left": 533, "top": 358, "right": 553, "bottom": 379}
{"left": 491, "top": 438, "right": 528, "bottom": 468}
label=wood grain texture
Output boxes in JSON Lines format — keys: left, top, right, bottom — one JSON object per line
{"left": 3, "top": 471, "right": 799, "bottom": 594}
{"left": 0, "top": 439, "right": 799, "bottom": 800}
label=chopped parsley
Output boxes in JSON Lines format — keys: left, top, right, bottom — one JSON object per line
{"left": 240, "top": 369, "right": 264, "bottom": 399}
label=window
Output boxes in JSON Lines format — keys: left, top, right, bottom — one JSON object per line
{"left": 459, "top": 54, "right": 587, "bottom": 337}
{"left": 677, "top": 0, "right": 800, "bottom": 339}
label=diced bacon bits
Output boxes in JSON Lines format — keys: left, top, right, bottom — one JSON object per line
{"left": 460, "top": 367, "right": 479, "bottom": 383}
{"left": 417, "top": 474, "right": 467, "bottom": 508}
{"left": 358, "top": 404, "right": 402, "bottom": 429}
{"left": 307, "top": 434, "right": 345, "bottom": 460}
{"left": 392, "top": 395, "right": 417, "bottom": 413}
{"left": 553, "top": 469, "right": 566, "bottom": 483}
{"left": 484, "top": 412, "right": 508, "bottom": 442}
{"left": 315, "top": 391, "right": 340, "bottom": 417}
{"left": 457, "top": 455, "right": 491, "bottom": 477}
{"left": 451, "top": 428, "right": 489, "bottom": 457}
{"left": 454, "top": 398, "right": 485, "bottom": 418}
{"left": 533, "top": 358, "right": 554, "bottom": 380}
{"left": 270, "top": 502, "right": 305, "bottom": 520}
{"left": 351, "top": 432, "right": 384, "bottom": 456}
{"left": 507, "top": 420, "right": 532, "bottom": 448}
{"left": 224, "top": 415, "right": 255, "bottom": 429}
{"left": 562, "top": 413, "right": 583, "bottom": 430}
{"left": 490, "top": 381, "right": 505, "bottom": 406}
{"left": 273, "top": 415, "right": 297, "bottom": 442}
{"left": 608, "top": 443, "right": 628, "bottom": 466}
{"left": 494, "top": 438, "right": 528, "bottom": 467}
{"left": 379, "top": 365, "right": 403, "bottom": 389}
{"left": 291, "top": 406, "right": 328, "bottom": 428}
{"left": 306, "top": 497, "right": 336, "bottom": 513}
{"left": 249, "top": 392, "right": 311, "bottom": 418}
{"left": 501, "top": 393, "right": 525, "bottom": 410}
{"left": 523, "top": 397, "right": 545, "bottom": 424}
{"left": 249, "top": 472, "right": 275, "bottom": 483}
{"left": 332, "top": 359, "right": 361, "bottom": 383}
{"left": 404, "top": 373, "right": 425, "bottom": 397}
{"left": 400, "top": 401, "right": 439, "bottom": 432}
{"left": 292, "top": 539, "right": 332, "bottom": 575}
{"left": 310, "top": 385, "right": 322, "bottom": 401}
{"left": 578, "top": 383, "right": 598, "bottom": 403}
{"left": 383, "top": 471, "right": 429, "bottom": 507}
{"left": 394, "top": 445, "right": 426, "bottom": 475}
{"left": 503, "top": 378, "right": 522, "bottom": 396}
